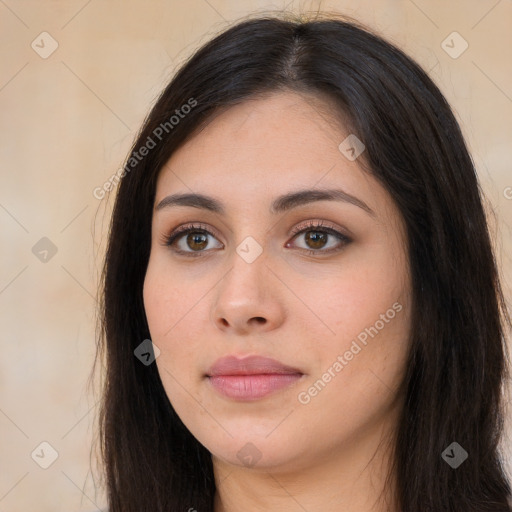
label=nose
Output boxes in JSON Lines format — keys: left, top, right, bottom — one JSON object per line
{"left": 210, "top": 247, "right": 286, "bottom": 335}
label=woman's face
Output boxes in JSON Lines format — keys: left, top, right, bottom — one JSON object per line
{"left": 143, "top": 91, "right": 411, "bottom": 473}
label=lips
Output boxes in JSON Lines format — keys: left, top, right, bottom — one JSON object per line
{"left": 206, "top": 355, "right": 303, "bottom": 377}
{"left": 206, "top": 355, "right": 305, "bottom": 401}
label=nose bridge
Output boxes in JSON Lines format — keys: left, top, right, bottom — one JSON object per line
{"left": 210, "top": 232, "right": 283, "bottom": 331}
{"left": 220, "top": 203, "right": 271, "bottom": 269}
{"left": 221, "top": 204, "right": 289, "bottom": 294}
{"left": 224, "top": 233, "right": 269, "bottom": 297}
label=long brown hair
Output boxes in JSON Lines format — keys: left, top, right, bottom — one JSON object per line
{"left": 93, "top": 13, "right": 512, "bottom": 511}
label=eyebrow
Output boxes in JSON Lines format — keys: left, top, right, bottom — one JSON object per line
{"left": 155, "top": 188, "right": 375, "bottom": 217}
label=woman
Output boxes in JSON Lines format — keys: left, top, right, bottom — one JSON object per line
{"left": 94, "top": 13, "right": 512, "bottom": 512}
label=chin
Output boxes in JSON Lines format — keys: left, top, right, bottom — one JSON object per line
{"left": 196, "top": 429, "right": 302, "bottom": 470}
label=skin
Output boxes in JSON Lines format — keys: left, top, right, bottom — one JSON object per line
{"left": 143, "top": 91, "right": 412, "bottom": 512}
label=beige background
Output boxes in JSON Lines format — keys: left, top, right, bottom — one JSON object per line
{"left": 1, "top": 1, "right": 511, "bottom": 510}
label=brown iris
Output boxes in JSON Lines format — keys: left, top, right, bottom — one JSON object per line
{"left": 304, "top": 231, "right": 328, "bottom": 250}
{"left": 186, "top": 232, "right": 209, "bottom": 251}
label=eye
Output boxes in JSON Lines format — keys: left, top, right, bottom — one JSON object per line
{"left": 161, "top": 220, "right": 351, "bottom": 257}
{"left": 161, "top": 222, "right": 222, "bottom": 257}
{"left": 286, "top": 220, "right": 351, "bottom": 255}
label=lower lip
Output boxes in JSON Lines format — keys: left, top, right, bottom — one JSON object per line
{"left": 207, "top": 373, "right": 303, "bottom": 400}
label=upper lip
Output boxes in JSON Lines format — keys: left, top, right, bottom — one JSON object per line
{"left": 206, "top": 355, "right": 303, "bottom": 377}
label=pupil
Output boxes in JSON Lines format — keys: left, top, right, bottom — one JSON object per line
{"left": 188, "top": 232, "right": 207, "bottom": 250}
{"left": 306, "top": 231, "right": 326, "bottom": 249}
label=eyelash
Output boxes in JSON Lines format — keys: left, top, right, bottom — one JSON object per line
{"left": 160, "top": 220, "right": 351, "bottom": 258}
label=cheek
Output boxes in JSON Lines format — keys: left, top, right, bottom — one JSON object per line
{"left": 143, "top": 275, "right": 198, "bottom": 414}
{"left": 143, "top": 258, "right": 207, "bottom": 381}
{"left": 143, "top": 256, "right": 195, "bottom": 340}
{"left": 293, "top": 250, "right": 407, "bottom": 351}
{"left": 296, "top": 302, "right": 409, "bottom": 447}
{"left": 292, "top": 244, "right": 410, "bottom": 412}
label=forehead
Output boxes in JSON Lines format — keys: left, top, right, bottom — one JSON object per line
{"left": 155, "top": 91, "right": 367, "bottom": 197}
